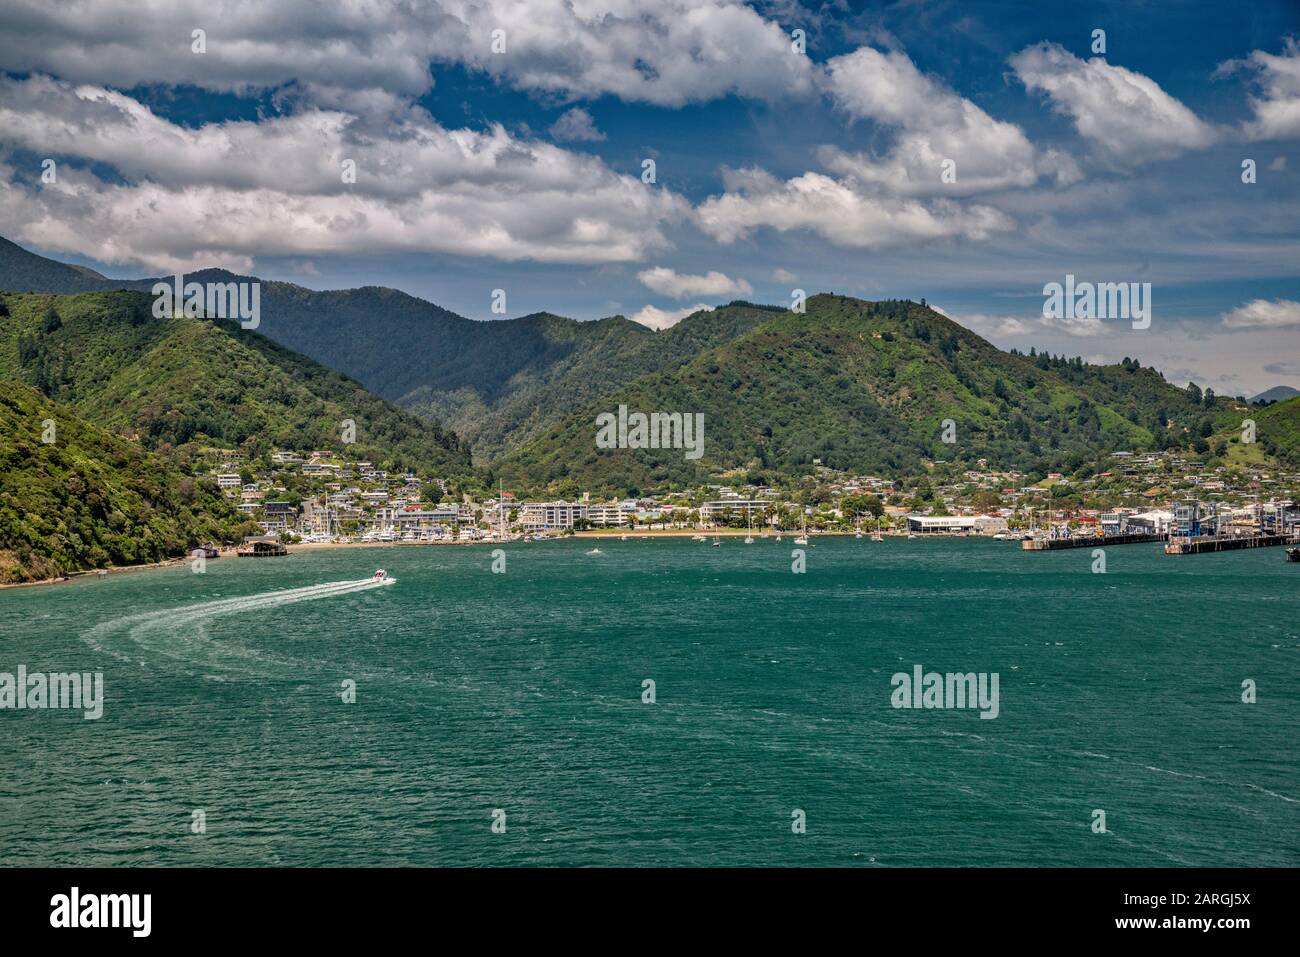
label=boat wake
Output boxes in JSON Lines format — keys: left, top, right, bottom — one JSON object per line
{"left": 83, "top": 578, "right": 394, "bottom": 670}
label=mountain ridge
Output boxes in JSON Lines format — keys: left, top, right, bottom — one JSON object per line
{"left": 0, "top": 289, "right": 473, "bottom": 478}
{"left": 3, "top": 237, "right": 1296, "bottom": 499}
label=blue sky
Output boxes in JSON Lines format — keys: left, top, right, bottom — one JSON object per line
{"left": 1, "top": 0, "right": 1298, "bottom": 396}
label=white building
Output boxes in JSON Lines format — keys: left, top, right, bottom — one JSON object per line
{"left": 905, "top": 514, "right": 1004, "bottom": 534}
{"left": 700, "top": 499, "right": 770, "bottom": 522}
{"left": 519, "top": 501, "right": 586, "bottom": 531}
{"left": 586, "top": 502, "right": 636, "bottom": 526}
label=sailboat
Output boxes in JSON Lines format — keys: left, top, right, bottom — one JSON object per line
{"left": 794, "top": 515, "right": 809, "bottom": 546}
{"left": 712, "top": 533, "right": 721, "bottom": 547}
{"left": 744, "top": 512, "right": 754, "bottom": 544}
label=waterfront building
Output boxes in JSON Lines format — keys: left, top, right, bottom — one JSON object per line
{"left": 519, "top": 501, "right": 587, "bottom": 531}
{"left": 700, "top": 499, "right": 769, "bottom": 523}
{"left": 586, "top": 502, "right": 636, "bottom": 526}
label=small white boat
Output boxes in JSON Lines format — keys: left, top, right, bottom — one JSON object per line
{"left": 744, "top": 535, "right": 754, "bottom": 544}
{"left": 372, "top": 568, "right": 396, "bottom": 585}
{"left": 793, "top": 536, "right": 808, "bottom": 546}
{"left": 586, "top": 548, "right": 603, "bottom": 555}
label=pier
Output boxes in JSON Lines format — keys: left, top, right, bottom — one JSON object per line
{"left": 1164, "top": 534, "right": 1297, "bottom": 555}
{"left": 1022, "top": 532, "right": 1166, "bottom": 550}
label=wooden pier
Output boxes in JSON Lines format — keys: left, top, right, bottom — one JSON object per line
{"left": 1023, "top": 532, "right": 1165, "bottom": 550}
{"left": 1164, "top": 534, "right": 1297, "bottom": 555}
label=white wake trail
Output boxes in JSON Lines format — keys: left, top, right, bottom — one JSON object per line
{"left": 83, "top": 578, "right": 392, "bottom": 663}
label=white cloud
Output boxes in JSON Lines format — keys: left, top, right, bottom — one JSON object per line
{"left": 0, "top": 0, "right": 814, "bottom": 107}
{"left": 1010, "top": 42, "right": 1217, "bottom": 166}
{"left": 695, "top": 166, "right": 1014, "bottom": 250}
{"left": 549, "top": 107, "right": 606, "bottom": 143}
{"left": 1269, "top": 156, "right": 1288, "bottom": 171}
{"left": 637, "top": 267, "right": 751, "bottom": 298}
{"left": 772, "top": 268, "right": 797, "bottom": 283}
{"left": 819, "top": 46, "right": 1079, "bottom": 196}
{"left": 628, "top": 302, "right": 715, "bottom": 330}
{"left": 1039, "top": 313, "right": 1107, "bottom": 337}
{"left": 943, "top": 311, "right": 1035, "bottom": 338}
{"left": 1221, "top": 298, "right": 1300, "bottom": 329}
{"left": 0, "top": 76, "right": 687, "bottom": 270}
{"left": 1219, "top": 39, "right": 1300, "bottom": 141}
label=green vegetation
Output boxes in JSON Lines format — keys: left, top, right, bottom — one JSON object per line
{"left": 0, "top": 379, "right": 255, "bottom": 583}
{"left": 256, "top": 289, "right": 778, "bottom": 461}
{"left": 495, "top": 295, "right": 1280, "bottom": 495}
{"left": 0, "top": 290, "right": 471, "bottom": 478}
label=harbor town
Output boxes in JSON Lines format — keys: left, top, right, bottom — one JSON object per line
{"left": 203, "top": 447, "right": 1300, "bottom": 554}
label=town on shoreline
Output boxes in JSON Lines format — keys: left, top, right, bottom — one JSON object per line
{"left": 201, "top": 445, "right": 1297, "bottom": 544}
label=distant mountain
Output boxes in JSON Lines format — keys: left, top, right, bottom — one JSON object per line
{"left": 3, "top": 239, "right": 1296, "bottom": 496}
{"left": 0, "top": 290, "right": 472, "bottom": 479}
{"left": 0, "top": 237, "right": 772, "bottom": 461}
{"left": 0, "top": 236, "right": 119, "bottom": 294}
{"left": 1249, "top": 385, "right": 1300, "bottom": 405}
{"left": 167, "top": 283, "right": 776, "bottom": 462}
{"left": 0, "top": 379, "right": 254, "bottom": 583}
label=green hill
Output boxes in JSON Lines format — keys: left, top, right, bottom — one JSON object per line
{"left": 0, "top": 291, "right": 472, "bottom": 478}
{"left": 1250, "top": 396, "right": 1300, "bottom": 462}
{"left": 2, "top": 240, "right": 1294, "bottom": 495}
{"left": 231, "top": 283, "right": 777, "bottom": 462}
{"left": 495, "top": 295, "right": 1256, "bottom": 495}
{"left": 397, "top": 303, "right": 780, "bottom": 460}
{"left": 0, "top": 379, "right": 254, "bottom": 583}
{"left": 0, "top": 239, "right": 774, "bottom": 461}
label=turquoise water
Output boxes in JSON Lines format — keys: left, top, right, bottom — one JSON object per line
{"left": 1, "top": 539, "right": 1296, "bottom": 866}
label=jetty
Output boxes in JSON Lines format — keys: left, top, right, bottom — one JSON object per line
{"left": 1164, "top": 534, "right": 1297, "bottom": 555}
{"left": 1023, "top": 532, "right": 1165, "bottom": 550}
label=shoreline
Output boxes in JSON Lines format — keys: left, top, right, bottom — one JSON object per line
{"left": 2, "top": 531, "right": 1016, "bottom": 591}
{"left": 0, "top": 554, "right": 190, "bottom": 591}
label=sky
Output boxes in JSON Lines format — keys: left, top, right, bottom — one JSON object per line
{"left": 0, "top": 0, "right": 1298, "bottom": 397}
